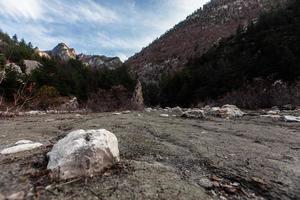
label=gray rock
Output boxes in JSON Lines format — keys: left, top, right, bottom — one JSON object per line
{"left": 171, "top": 106, "right": 183, "bottom": 115}
{"left": 24, "top": 60, "right": 42, "bottom": 74}
{"left": 182, "top": 109, "right": 205, "bottom": 119}
{"left": 131, "top": 80, "right": 144, "bottom": 110}
{"left": 198, "top": 178, "right": 214, "bottom": 189}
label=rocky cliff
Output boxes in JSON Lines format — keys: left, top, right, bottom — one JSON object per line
{"left": 77, "top": 54, "right": 122, "bottom": 70}
{"left": 38, "top": 43, "right": 123, "bottom": 70}
{"left": 126, "top": 0, "right": 289, "bottom": 83}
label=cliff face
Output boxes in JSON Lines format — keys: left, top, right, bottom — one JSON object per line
{"left": 77, "top": 54, "right": 122, "bottom": 70}
{"left": 39, "top": 43, "right": 123, "bottom": 70}
{"left": 126, "top": 0, "right": 289, "bottom": 83}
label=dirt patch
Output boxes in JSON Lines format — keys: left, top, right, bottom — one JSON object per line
{"left": 0, "top": 111, "right": 299, "bottom": 199}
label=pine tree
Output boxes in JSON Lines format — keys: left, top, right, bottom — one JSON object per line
{"left": 12, "top": 34, "right": 18, "bottom": 43}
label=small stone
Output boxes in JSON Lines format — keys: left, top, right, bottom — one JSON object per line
{"left": 198, "top": 178, "right": 214, "bottom": 189}
{"left": 223, "top": 184, "right": 238, "bottom": 193}
{"left": 267, "top": 110, "right": 280, "bottom": 115}
{"left": 220, "top": 196, "right": 227, "bottom": 200}
{"left": 160, "top": 114, "right": 169, "bottom": 118}
{"left": 0, "top": 193, "right": 4, "bottom": 200}
{"left": 113, "top": 112, "right": 122, "bottom": 115}
{"left": 6, "top": 191, "right": 25, "bottom": 200}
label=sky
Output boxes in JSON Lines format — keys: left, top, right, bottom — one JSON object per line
{"left": 0, "top": 0, "right": 209, "bottom": 61}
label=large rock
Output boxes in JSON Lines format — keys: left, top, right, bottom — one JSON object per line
{"left": 47, "top": 129, "right": 120, "bottom": 180}
{"left": 283, "top": 115, "right": 300, "bottom": 122}
{"left": 5, "top": 63, "right": 22, "bottom": 74}
{"left": 204, "top": 105, "right": 244, "bottom": 118}
{"left": 131, "top": 80, "right": 144, "bottom": 110}
{"left": 171, "top": 106, "right": 183, "bottom": 115}
{"left": 181, "top": 109, "right": 205, "bottom": 119}
{"left": 24, "top": 60, "right": 42, "bottom": 74}
{"left": 218, "top": 105, "right": 245, "bottom": 118}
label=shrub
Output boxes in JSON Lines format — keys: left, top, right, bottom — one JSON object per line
{"left": 36, "top": 85, "right": 60, "bottom": 99}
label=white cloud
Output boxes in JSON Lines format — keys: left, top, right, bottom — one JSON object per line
{"left": 44, "top": 0, "right": 119, "bottom": 24}
{"left": 0, "top": 0, "right": 44, "bottom": 21}
{"left": 0, "top": 0, "right": 119, "bottom": 24}
{"left": 0, "top": 0, "right": 210, "bottom": 58}
{"left": 96, "top": 32, "right": 154, "bottom": 51}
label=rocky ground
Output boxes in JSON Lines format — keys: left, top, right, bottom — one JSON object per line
{"left": 0, "top": 109, "right": 299, "bottom": 200}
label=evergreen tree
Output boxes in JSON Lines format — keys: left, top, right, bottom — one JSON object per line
{"left": 12, "top": 34, "right": 18, "bottom": 43}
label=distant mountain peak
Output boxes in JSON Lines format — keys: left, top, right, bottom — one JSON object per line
{"left": 38, "top": 43, "right": 123, "bottom": 70}
{"left": 51, "top": 42, "right": 76, "bottom": 61}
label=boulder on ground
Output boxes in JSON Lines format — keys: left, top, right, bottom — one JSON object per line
{"left": 283, "top": 115, "right": 300, "bottom": 122}
{"left": 171, "top": 106, "right": 183, "bottom": 115}
{"left": 181, "top": 109, "right": 205, "bottom": 119}
{"left": 215, "top": 105, "right": 244, "bottom": 118}
{"left": 47, "top": 129, "right": 120, "bottom": 180}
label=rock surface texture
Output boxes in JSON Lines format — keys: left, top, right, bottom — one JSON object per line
{"left": 47, "top": 129, "right": 120, "bottom": 180}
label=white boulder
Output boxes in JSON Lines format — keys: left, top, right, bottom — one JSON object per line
{"left": 283, "top": 115, "right": 300, "bottom": 122}
{"left": 47, "top": 129, "right": 120, "bottom": 180}
{"left": 160, "top": 114, "right": 169, "bottom": 118}
{"left": 1, "top": 141, "right": 43, "bottom": 155}
{"left": 267, "top": 110, "right": 280, "bottom": 115}
{"left": 217, "top": 105, "right": 244, "bottom": 118}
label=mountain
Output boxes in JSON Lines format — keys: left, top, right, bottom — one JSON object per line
{"left": 147, "top": 0, "right": 300, "bottom": 108}
{"left": 77, "top": 54, "right": 122, "bottom": 70}
{"left": 38, "top": 43, "right": 123, "bottom": 70}
{"left": 49, "top": 43, "right": 76, "bottom": 61}
{"left": 126, "top": 0, "right": 289, "bottom": 83}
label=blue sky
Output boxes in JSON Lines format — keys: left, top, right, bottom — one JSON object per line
{"left": 0, "top": 0, "right": 208, "bottom": 61}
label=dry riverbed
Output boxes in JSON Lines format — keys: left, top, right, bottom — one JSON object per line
{"left": 0, "top": 110, "right": 299, "bottom": 200}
